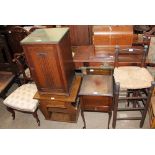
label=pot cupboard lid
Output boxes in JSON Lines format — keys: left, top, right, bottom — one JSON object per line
{"left": 21, "top": 28, "right": 69, "bottom": 44}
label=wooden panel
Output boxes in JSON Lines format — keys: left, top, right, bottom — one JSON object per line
{"left": 58, "top": 31, "right": 75, "bottom": 94}
{"left": 24, "top": 44, "right": 66, "bottom": 94}
{"left": 86, "top": 68, "right": 113, "bottom": 75}
{"left": 68, "top": 25, "right": 92, "bottom": 46}
{"left": 80, "top": 96, "right": 112, "bottom": 112}
{"left": 93, "top": 25, "right": 133, "bottom": 45}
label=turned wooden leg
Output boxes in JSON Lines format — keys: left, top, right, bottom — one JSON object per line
{"left": 81, "top": 109, "right": 86, "bottom": 129}
{"left": 107, "top": 111, "right": 112, "bottom": 129}
{"left": 33, "top": 110, "right": 40, "bottom": 126}
{"left": 7, "top": 107, "right": 15, "bottom": 120}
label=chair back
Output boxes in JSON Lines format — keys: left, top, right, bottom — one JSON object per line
{"left": 6, "top": 26, "right": 29, "bottom": 56}
{"left": 114, "top": 45, "right": 148, "bottom": 67}
{"left": 0, "top": 35, "right": 14, "bottom": 72}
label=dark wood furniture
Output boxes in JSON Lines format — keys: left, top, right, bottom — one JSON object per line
{"left": 0, "top": 71, "right": 15, "bottom": 98}
{"left": 112, "top": 46, "right": 154, "bottom": 128}
{"left": 60, "top": 25, "right": 92, "bottom": 46}
{"left": 79, "top": 74, "right": 113, "bottom": 128}
{"left": 12, "top": 53, "right": 32, "bottom": 84}
{"left": 114, "top": 45, "right": 148, "bottom": 67}
{"left": 34, "top": 76, "right": 82, "bottom": 123}
{"left": 21, "top": 28, "right": 75, "bottom": 96}
{"left": 0, "top": 35, "right": 15, "bottom": 72}
{"left": 5, "top": 26, "right": 29, "bottom": 57}
{"left": 92, "top": 25, "right": 133, "bottom": 57}
{"left": 68, "top": 25, "right": 92, "bottom": 46}
{"left": 21, "top": 28, "right": 80, "bottom": 123}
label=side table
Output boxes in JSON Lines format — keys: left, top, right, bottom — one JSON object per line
{"left": 79, "top": 75, "right": 113, "bottom": 128}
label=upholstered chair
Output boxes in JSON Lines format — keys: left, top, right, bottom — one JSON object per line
{"left": 3, "top": 83, "right": 40, "bottom": 126}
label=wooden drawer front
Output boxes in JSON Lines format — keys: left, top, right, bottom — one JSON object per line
{"left": 81, "top": 96, "right": 112, "bottom": 111}
{"left": 43, "top": 101, "right": 66, "bottom": 109}
{"left": 88, "top": 62, "right": 113, "bottom": 67}
{"left": 86, "top": 68, "right": 113, "bottom": 75}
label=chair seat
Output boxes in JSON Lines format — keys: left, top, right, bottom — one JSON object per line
{"left": 114, "top": 66, "right": 153, "bottom": 89}
{"left": 3, "top": 84, "right": 38, "bottom": 112}
{"left": 19, "top": 68, "right": 31, "bottom": 78}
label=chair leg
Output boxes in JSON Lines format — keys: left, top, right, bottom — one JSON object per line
{"left": 81, "top": 109, "right": 86, "bottom": 129}
{"left": 112, "top": 82, "right": 120, "bottom": 129}
{"left": 140, "top": 82, "right": 155, "bottom": 128}
{"left": 33, "top": 110, "right": 40, "bottom": 126}
{"left": 7, "top": 107, "right": 15, "bottom": 120}
{"left": 107, "top": 111, "right": 112, "bottom": 129}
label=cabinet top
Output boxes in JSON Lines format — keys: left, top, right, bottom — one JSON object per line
{"left": 21, "top": 28, "right": 69, "bottom": 44}
{"left": 79, "top": 75, "right": 113, "bottom": 96}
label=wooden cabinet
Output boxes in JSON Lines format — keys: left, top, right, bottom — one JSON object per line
{"left": 34, "top": 76, "right": 82, "bottom": 123}
{"left": 79, "top": 74, "right": 113, "bottom": 128}
{"left": 79, "top": 74, "right": 113, "bottom": 112}
{"left": 21, "top": 28, "right": 81, "bottom": 123}
{"left": 21, "top": 28, "right": 75, "bottom": 96}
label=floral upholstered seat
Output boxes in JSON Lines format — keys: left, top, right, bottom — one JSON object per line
{"left": 3, "top": 84, "right": 38, "bottom": 112}
{"left": 3, "top": 83, "right": 40, "bottom": 126}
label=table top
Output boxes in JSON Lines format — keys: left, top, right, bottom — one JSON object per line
{"left": 0, "top": 71, "right": 15, "bottom": 93}
{"left": 79, "top": 75, "right": 113, "bottom": 96}
{"left": 21, "top": 28, "right": 69, "bottom": 44}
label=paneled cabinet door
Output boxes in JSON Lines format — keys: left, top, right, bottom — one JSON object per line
{"left": 24, "top": 45, "right": 66, "bottom": 94}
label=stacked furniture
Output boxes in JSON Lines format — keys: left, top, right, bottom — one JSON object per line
{"left": 21, "top": 28, "right": 81, "bottom": 123}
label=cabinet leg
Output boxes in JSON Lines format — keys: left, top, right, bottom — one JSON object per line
{"left": 81, "top": 109, "right": 86, "bottom": 129}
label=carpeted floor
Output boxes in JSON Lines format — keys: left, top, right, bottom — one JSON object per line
{"left": 0, "top": 83, "right": 150, "bottom": 129}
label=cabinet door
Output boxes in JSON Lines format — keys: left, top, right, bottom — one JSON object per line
{"left": 24, "top": 45, "right": 66, "bottom": 94}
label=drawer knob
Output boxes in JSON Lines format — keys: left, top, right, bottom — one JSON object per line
{"left": 51, "top": 97, "right": 55, "bottom": 100}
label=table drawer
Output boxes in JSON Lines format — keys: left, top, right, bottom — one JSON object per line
{"left": 88, "top": 62, "right": 113, "bottom": 67}
{"left": 41, "top": 100, "right": 67, "bottom": 109}
{"left": 86, "top": 68, "right": 113, "bottom": 75}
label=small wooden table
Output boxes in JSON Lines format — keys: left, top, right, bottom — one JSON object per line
{"left": 34, "top": 76, "right": 82, "bottom": 123}
{"left": 79, "top": 75, "right": 113, "bottom": 128}
{"left": 0, "top": 71, "right": 15, "bottom": 98}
